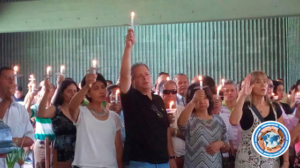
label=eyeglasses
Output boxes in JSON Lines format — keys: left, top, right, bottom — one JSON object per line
{"left": 162, "top": 89, "right": 177, "bottom": 95}
{"left": 268, "top": 84, "right": 274, "bottom": 89}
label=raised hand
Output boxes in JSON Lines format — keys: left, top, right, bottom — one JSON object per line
{"left": 125, "top": 29, "right": 135, "bottom": 48}
{"left": 44, "top": 79, "right": 51, "bottom": 93}
{"left": 57, "top": 75, "right": 65, "bottom": 87}
{"left": 85, "top": 73, "right": 97, "bottom": 89}
{"left": 240, "top": 74, "right": 254, "bottom": 97}
{"left": 192, "top": 90, "right": 205, "bottom": 104}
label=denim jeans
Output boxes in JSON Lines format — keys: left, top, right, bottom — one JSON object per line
{"left": 125, "top": 161, "right": 170, "bottom": 168}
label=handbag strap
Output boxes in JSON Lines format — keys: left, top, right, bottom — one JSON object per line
{"left": 250, "top": 104, "right": 265, "bottom": 123}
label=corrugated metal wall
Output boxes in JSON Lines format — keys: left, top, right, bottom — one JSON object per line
{"left": 0, "top": 17, "right": 288, "bottom": 90}
{"left": 287, "top": 17, "right": 300, "bottom": 89}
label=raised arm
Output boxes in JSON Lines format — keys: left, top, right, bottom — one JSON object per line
{"left": 230, "top": 75, "right": 253, "bottom": 126}
{"left": 38, "top": 79, "right": 56, "bottom": 118}
{"left": 24, "top": 82, "right": 36, "bottom": 117}
{"left": 69, "top": 74, "right": 96, "bottom": 122}
{"left": 120, "top": 29, "right": 135, "bottom": 94}
{"left": 177, "top": 90, "right": 203, "bottom": 127}
{"left": 51, "top": 75, "right": 65, "bottom": 105}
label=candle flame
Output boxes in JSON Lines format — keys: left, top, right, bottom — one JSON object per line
{"left": 166, "top": 77, "right": 170, "bottom": 81}
{"left": 297, "top": 92, "right": 300, "bottom": 96}
{"left": 92, "top": 59, "right": 97, "bottom": 68}
{"left": 169, "top": 101, "right": 174, "bottom": 109}
{"left": 272, "top": 93, "right": 275, "bottom": 96}
{"left": 60, "top": 65, "right": 65, "bottom": 71}
{"left": 116, "top": 89, "right": 120, "bottom": 94}
{"left": 217, "top": 85, "right": 222, "bottom": 91}
{"left": 288, "top": 94, "right": 291, "bottom": 98}
{"left": 131, "top": 12, "right": 135, "bottom": 18}
{"left": 47, "top": 66, "right": 51, "bottom": 73}
{"left": 13, "top": 66, "right": 19, "bottom": 72}
{"left": 198, "top": 76, "right": 202, "bottom": 81}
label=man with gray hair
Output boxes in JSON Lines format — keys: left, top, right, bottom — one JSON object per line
{"left": 219, "top": 80, "right": 240, "bottom": 168}
{"left": 119, "top": 29, "right": 176, "bottom": 168}
{"left": 174, "top": 74, "right": 189, "bottom": 107}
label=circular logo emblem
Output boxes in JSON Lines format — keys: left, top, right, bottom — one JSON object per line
{"left": 252, "top": 121, "right": 290, "bottom": 158}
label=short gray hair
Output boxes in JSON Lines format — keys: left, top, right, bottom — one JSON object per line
{"left": 174, "top": 73, "right": 188, "bottom": 82}
{"left": 131, "top": 62, "right": 149, "bottom": 78}
{"left": 224, "top": 80, "right": 237, "bottom": 90}
{"left": 158, "top": 80, "right": 177, "bottom": 94}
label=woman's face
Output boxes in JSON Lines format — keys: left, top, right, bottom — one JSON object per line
{"left": 267, "top": 79, "right": 273, "bottom": 97}
{"left": 87, "top": 81, "right": 107, "bottom": 103}
{"left": 194, "top": 92, "right": 210, "bottom": 111}
{"left": 252, "top": 75, "right": 268, "bottom": 96}
{"left": 276, "top": 85, "right": 284, "bottom": 100}
{"left": 63, "top": 84, "right": 78, "bottom": 103}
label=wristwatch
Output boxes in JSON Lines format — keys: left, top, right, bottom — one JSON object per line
{"left": 169, "top": 156, "right": 176, "bottom": 160}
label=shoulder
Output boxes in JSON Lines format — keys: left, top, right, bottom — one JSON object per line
{"left": 271, "top": 102, "right": 282, "bottom": 116}
{"left": 109, "top": 110, "right": 120, "bottom": 119}
{"left": 213, "top": 115, "right": 224, "bottom": 123}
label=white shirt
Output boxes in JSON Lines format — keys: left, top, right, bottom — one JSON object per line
{"left": 280, "top": 106, "right": 299, "bottom": 131}
{"left": 72, "top": 106, "right": 122, "bottom": 168}
{"left": 0, "top": 98, "right": 35, "bottom": 168}
{"left": 176, "top": 94, "right": 186, "bottom": 107}
{"left": 171, "top": 105, "right": 186, "bottom": 157}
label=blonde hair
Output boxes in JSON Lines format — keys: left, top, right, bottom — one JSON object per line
{"left": 248, "top": 71, "right": 272, "bottom": 106}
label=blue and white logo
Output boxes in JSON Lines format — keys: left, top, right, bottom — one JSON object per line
{"left": 252, "top": 121, "right": 290, "bottom": 158}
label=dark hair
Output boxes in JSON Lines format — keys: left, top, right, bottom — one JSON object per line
{"left": 273, "top": 80, "right": 284, "bottom": 94}
{"left": 203, "top": 76, "right": 216, "bottom": 94}
{"left": 186, "top": 82, "right": 214, "bottom": 115}
{"left": 158, "top": 80, "right": 177, "bottom": 94}
{"left": 81, "top": 73, "right": 107, "bottom": 102}
{"left": 53, "top": 80, "right": 80, "bottom": 106}
{"left": 130, "top": 63, "right": 149, "bottom": 78}
{"left": 17, "top": 86, "right": 23, "bottom": 92}
{"left": 106, "top": 80, "right": 113, "bottom": 85}
{"left": 106, "top": 84, "right": 120, "bottom": 96}
{"left": 296, "top": 79, "right": 300, "bottom": 91}
{"left": 0, "top": 67, "right": 13, "bottom": 76}
{"left": 174, "top": 73, "right": 188, "bottom": 81}
{"left": 290, "top": 85, "right": 297, "bottom": 94}
{"left": 158, "top": 72, "right": 169, "bottom": 77}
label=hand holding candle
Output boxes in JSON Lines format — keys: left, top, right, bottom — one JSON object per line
{"left": 92, "top": 59, "right": 97, "bottom": 74}
{"left": 167, "top": 101, "right": 176, "bottom": 114}
{"left": 166, "top": 77, "right": 170, "bottom": 81}
{"left": 221, "top": 78, "right": 225, "bottom": 87}
{"left": 46, "top": 66, "right": 51, "bottom": 76}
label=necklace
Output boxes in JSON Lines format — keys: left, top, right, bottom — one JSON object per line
{"left": 90, "top": 108, "right": 108, "bottom": 117}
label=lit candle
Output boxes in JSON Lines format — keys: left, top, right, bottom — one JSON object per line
{"left": 60, "top": 65, "right": 65, "bottom": 74}
{"left": 288, "top": 94, "right": 291, "bottom": 99}
{"left": 297, "top": 92, "right": 300, "bottom": 98}
{"left": 131, "top": 12, "right": 135, "bottom": 29}
{"left": 166, "top": 77, "right": 170, "bottom": 81}
{"left": 169, "top": 101, "right": 174, "bottom": 110}
{"left": 217, "top": 85, "right": 222, "bottom": 99}
{"left": 46, "top": 66, "right": 51, "bottom": 76}
{"left": 198, "top": 76, "right": 203, "bottom": 89}
{"left": 13, "top": 65, "right": 19, "bottom": 84}
{"left": 272, "top": 93, "right": 278, "bottom": 100}
{"left": 92, "top": 59, "right": 97, "bottom": 74}
{"left": 31, "top": 83, "right": 36, "bottom": 93}
{"left": 115, "top": 89, "right": 120, "bottom": 102}
{"left": 29, "top": 74, "right": 36, "bottom": 93}
{"left": 221, "top": 78, "right": 225, "bottom": 87}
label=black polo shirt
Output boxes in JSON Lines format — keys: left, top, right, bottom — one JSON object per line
{"left": 121, "top": 87, "right": 170, "bottom": 164}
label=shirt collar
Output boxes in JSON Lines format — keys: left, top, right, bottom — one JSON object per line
{"left": 177, "top": 93, "right": 184, "bottom": 100}
{"left": 222, "top": 100, "right": 234, "bottom": 113}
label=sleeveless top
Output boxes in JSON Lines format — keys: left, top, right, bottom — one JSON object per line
{"left": 235, "top": 104, "right": 280, "bottom": 168}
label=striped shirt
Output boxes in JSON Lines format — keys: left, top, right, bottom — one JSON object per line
{"left": 31, "top": 104, "right": 55, "bottom": 141}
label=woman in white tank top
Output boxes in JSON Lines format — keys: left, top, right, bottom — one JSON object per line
{"left": 69, "top": 73, "right": 123, "bottom": 168}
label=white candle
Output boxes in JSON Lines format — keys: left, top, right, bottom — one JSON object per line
{"left": 221, "top": 78, "right": 225, "bottom": 87}
{"left": 13, "top": 66, "right": 18, "bottom": 84}
{"left": 131, "top": 12, "right": 135, "bottom": 29}
{"left": 92, "top": 59, "right": 97, "bottom": 74}
{"left": 198, "top": 76, "right": 203, "bottom": 89}
{"left": 29, "top": 74, "right": 35, "bottom": 92}
{"left": 217, "top": 85, "right": 222, "bottom": 99}
{"left": 46, "top": 66, "right": 51, "bottom": 76}
{"left": 60, "top": 65, "right": 65, "bottom": 74}
{"left": 31, "top": 83, "right": 36, "bottom": 93}
{"left": 115, "top": 89, "right": 120, "bottom": 102}
{"left": 169, "top": 101, "right": 174, "bottom": 110}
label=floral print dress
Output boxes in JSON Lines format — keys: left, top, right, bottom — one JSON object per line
{"left": 51, "top": 106, "right": 76, "bottom": 161}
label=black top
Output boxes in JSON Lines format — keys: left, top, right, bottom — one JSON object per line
{"left": 51, "top": 106, "right": 76, "bottom": 161}
{"left": 121, "top": 87, "right": 170, "bottom": 164}
{"left": 240, "top": 102, "right": 282, "bottom": 130}
{"left": 281, "top": 102, "right": 293, "bottom": 115}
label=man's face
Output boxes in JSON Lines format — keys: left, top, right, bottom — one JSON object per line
{"left": 14, "top": 90, "right": 23, "bottom": 99}
{"left": 0, "top": 70, "right": 15, "bottom": 95}
{"left": 132, "top": 66, "right": 152, "bottom": 91}
{"left": 223, "top": 84, "right": 238, "bottom": 102}
{"left": 175, "top": 75, "right": 189, "bottom": 96}
{"left": 160, "top": 83, "right": 177, "bottom": 105}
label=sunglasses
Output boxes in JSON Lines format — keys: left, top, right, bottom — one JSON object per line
{"left": 163, "top": 89, "right": 177, "bottom": 95}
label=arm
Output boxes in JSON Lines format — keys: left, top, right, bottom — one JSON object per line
{"left": 69, "top": 86, "right": 89, "bottom": 122}
{"left": 13, "top": 137, "right": 34, "bottom": 148}
{"left": 115, "top": 130, "right": 123, "bottom": 168}
{"left": 38, "top": 79, "right": 56, "bottom": 118}
{"left": 167, "top": 127, "right": 177, "bottom": 168}
{"left": 120, "top": 29, "right": 135, "bottom": 94}
{"left": 169, "top": 127, "right": 185, "bottom": 140}
{"left": 177, "top": 101, "right": 195, "bottom": 127}
{"left": 51, "top": 75, "right": 64, "bottom": 105}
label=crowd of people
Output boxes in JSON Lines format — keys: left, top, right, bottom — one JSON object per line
{"left": 0, "top": 29, "right": 300, "bottom": 168}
